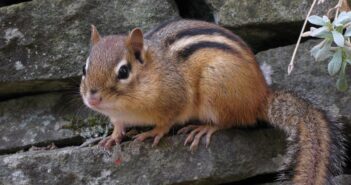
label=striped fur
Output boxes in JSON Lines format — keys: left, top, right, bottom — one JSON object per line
{"left": 177, "top": 41, "right": 235, "bottom": 60}
{"left": 164, "top": 27, "right": 246, "bottom": 47}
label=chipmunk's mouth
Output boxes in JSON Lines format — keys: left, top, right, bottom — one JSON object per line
{"left": 82, "top": 95, "right": 116, "bottom": 115}
{"left": 83, "top": 96, "right": 99, "bottom": 109}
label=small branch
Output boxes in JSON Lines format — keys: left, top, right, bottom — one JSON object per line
{"left": 328, "top": 0, "right": 342, "bottom": 17}
{"left": 288, "top": 0, "right": 318, "bottom": 75}
{"left": 335, "top": 0, "right": 343, "bottom": 17}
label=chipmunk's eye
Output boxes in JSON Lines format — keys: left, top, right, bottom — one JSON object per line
{"left": 117, "top": 64, "right": 130, "bottom": 80}
{"left": 82, "top": 64, "right": 86, "bottom": 76}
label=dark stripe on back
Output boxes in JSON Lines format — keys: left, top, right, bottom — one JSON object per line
{"left": 178, "top": 41, "right": 236, "bottom": 61}
{"left": 145, "top": 17, "right": 181, "bottom": 39}
{"left": 165, "top": 27, "right": 247, "bottom": 47}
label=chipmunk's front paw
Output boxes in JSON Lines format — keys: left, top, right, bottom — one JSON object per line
{"left": 98, "top": 135, "right": 122, "bottom": 150}
{"left": 178, "top": 125, "right": 219, "bottom": 152}
{"left": 133, "top": 126, "right": 170, "bottom": 147}
{"left": 99, "top": 123, "right": 125, "bottom": 150}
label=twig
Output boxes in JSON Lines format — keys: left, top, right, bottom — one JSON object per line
{"left": 327, "top": 0, "right": 343, "bottom": 18}
{"left": 288, "top": 0, "right": 318, "bottom": 75}
{"left": 335, "top": 0, "right": 343, "bottom": 17}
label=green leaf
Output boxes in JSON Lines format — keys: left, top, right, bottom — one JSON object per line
{"left": 310, "top": 26, "right": 330, "bottom": 38}
{"left": 311, "top": 40, "right": 325, "bottom": 59}
{"left": 308, "top": 15, "right": 327, "bottom": 26}
{"left": 333, "top": 11, "right": 351, "bottom": 26}
{"left": 315, "top": 41, "right": 332, "bottom": 61}
{"left": 336, "top": 59, "right": 348, "bottom": 91}
{"left": 332, "top": 31, "right": 345, "bottom": 47}
{"left": 336, "top": 75, "right": 348, "bottom": 91}
{"left": 322, "top": 15, "right": 330, "bottom": 23}
{"left": 328, "top": 49, "right": 342, "bottom": 76}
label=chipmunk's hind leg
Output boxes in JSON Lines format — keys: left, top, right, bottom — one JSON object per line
{"left": 178, "top": 124, "right": 220, "bottom": 152}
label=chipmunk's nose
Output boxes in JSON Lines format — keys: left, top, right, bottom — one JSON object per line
{"left": 90, "top": 89, "right": 98, "bottom": 95}
{"left": 88, "top": 97, "right": 101, "bottom": 106}
{"left": 87, "top": 89, "right": 102, "bottom": 106}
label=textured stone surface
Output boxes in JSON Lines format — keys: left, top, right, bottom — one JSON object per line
{"left": 332, "top": 175, "right": 351, "bottom": 185}
{"left": 0, "top": 128, "right": 286, "bottom": 185}
{"left": 206, "top": 0, "right": 337, "bottom": 27}
{"left": 0, "top": 0, "right": 179, "bottom": 97}
{"left": 256, "top": 40, "right": 351, "bottom": 124}
{"left": 204, "top": 0, "right": 338, "bottom": 51}
{"left": 0, "top": 92, "right": 106, "bottom": 154}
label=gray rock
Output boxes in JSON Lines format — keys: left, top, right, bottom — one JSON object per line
{"left": 333, "top": 175, "right": 351, "bottom": 185}
{"left": 0, "top": 92, "right": 107, "bottom": 154}
{"left": 0, "top": 0, "right": 179, "bottom": 97}
{"left": 256, "top": 40, "right": 351, "bottom": 124}
{"left": 0, "top": 128, "right": 286, "bottom": 185}
{"left": 204, "top": 0, "right": 338, "bottom": 51}
{"left": 206, "top": 0, "right": 337, "bottom": 27}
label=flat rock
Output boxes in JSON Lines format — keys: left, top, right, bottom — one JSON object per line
{"left": 0, "top": 92, "right": 106, "bottom": 154}
{"left": 206, "top": 0, "right": 337, "bottom": 27}
{"left": 0, "top": 128, "right": 286, "bottom": 185}
{"left": 0, "top": 0, "right": 179, "bottom": 97}
{"left": 256, "top": 40, "right": 351, "bottom": 124}
{"left": 205, "top": 0, "right": 338, "bottom": 51}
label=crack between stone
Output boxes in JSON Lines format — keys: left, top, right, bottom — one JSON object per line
{"left": 0, "top": 135, "right": 84, "bottom": 156}
{"left": 0, "top": 0, "right": 32, "bottom": 8}
{"left": 219, "top": 172, "right": 282, "bottom": 185}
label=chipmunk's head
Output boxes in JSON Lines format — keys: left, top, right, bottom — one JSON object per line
{"left": 80, "top": 25, "right": 154, "bottom": 116}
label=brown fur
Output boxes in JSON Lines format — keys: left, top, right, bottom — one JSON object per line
{"left": 266, "top": 91, "right": 343, "bottom": 185}
{"left": 80, "top": 19, "right": 344, "bottom": 185}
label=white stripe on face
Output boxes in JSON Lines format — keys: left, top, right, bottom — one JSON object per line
{"left": 85, "top": 57, "right": 90, "bottom": 73}
{"left": 115, "top": 59, "right": 132, "bottom": 84}
{"left": 82, "top": 57, "right": 90, "bottom": 80}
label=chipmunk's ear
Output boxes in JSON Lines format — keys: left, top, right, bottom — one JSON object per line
{"left": 90, "top": 25, "right": 101, "bottom": 46}
{"left": 127, "top": 28, "right": 144, "bottom": 54}
{"left": 127, "top": 28, "right": 145, "bottom": 64}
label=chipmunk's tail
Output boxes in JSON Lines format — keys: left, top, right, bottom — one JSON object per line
{"left": 265, "top": 90, "right": 345, "bottom": 185}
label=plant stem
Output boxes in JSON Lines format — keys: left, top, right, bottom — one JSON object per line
{"left": 335, "top": 0, "right": 343, "bottom": 17}
{"left": 288, "top": 0, "right": 318, "bottom": 75}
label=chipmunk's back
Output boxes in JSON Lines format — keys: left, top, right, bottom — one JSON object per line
{"left": 144, "top": 19, "right": 269, "bottom": 125}
{"left": 145, "top": 19, "right": 254, "bottom": 62}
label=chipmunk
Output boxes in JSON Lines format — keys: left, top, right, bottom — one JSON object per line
{"left": 80, "top": 19, "right": 345, "bottom": 185}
